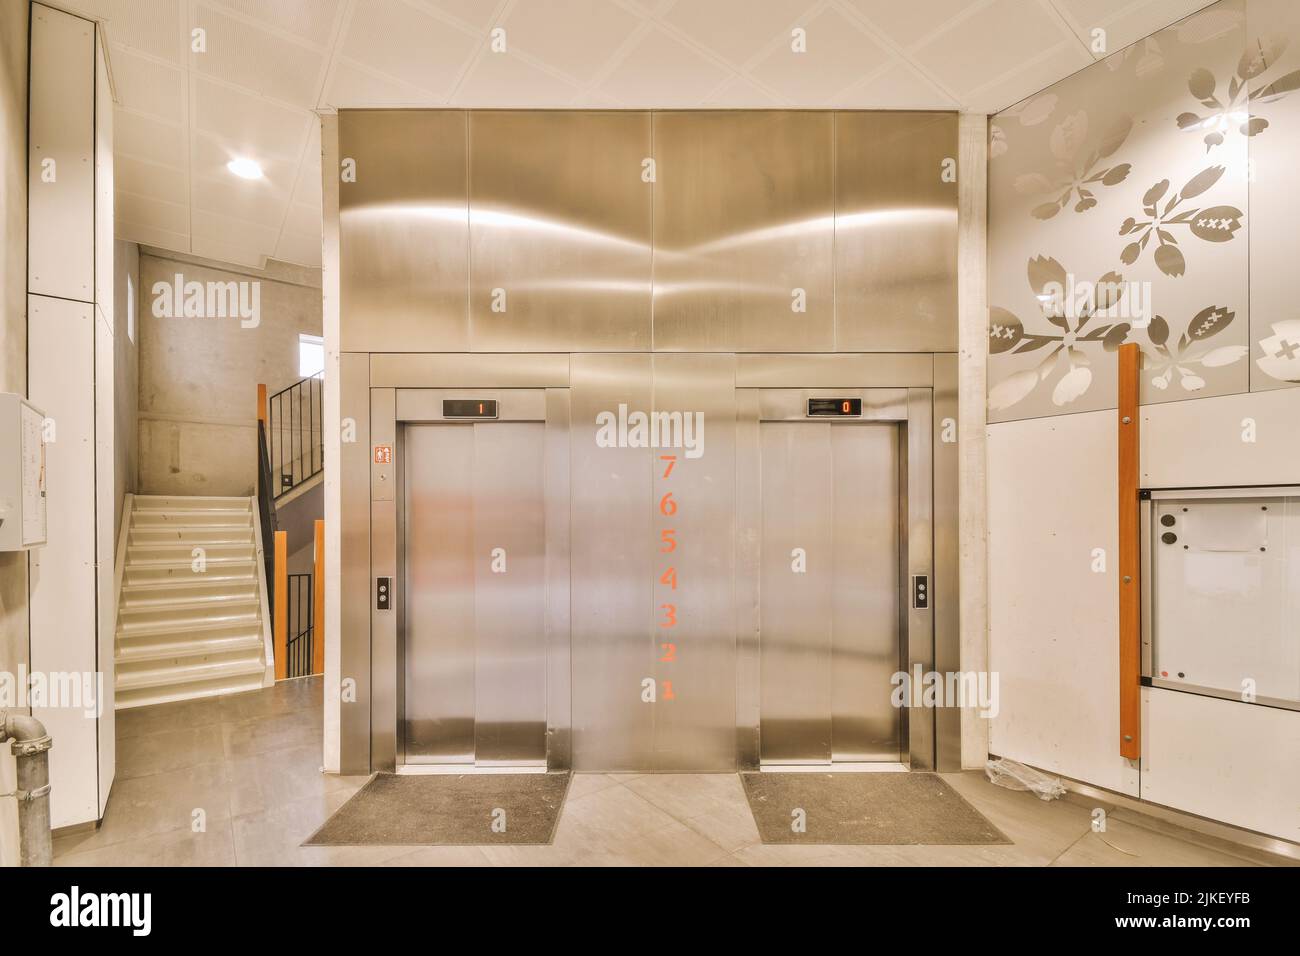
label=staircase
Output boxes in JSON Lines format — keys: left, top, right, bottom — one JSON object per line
{"left": 114, "top": 495, "right": 275, "bottom": 709}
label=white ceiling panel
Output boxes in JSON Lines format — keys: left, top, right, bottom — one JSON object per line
{"left": 84, "top": 0, "right": 1218, "bottom": 272}
{"left": 501, "top": 0, "right": 641, "bottom": 85}
{"left": 339, "top": 0, "right": 479, "bottom": 96}
{"left": 596, "top": 25, "right": 732, "bottom": 107}
{"left": 748, "top": 5, "right": 893, "bottom": 104}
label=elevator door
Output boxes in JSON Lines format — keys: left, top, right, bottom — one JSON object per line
{"left": 759, "top": 422, "right": 901, "bottom": 764}
{"left": 402, "top": 422, "right": 547, "bottom": 767}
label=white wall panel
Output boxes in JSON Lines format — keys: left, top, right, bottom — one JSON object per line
{"left": 1142, "top": 688, "right": 1300, "bottom": 842}
{"left": 1142, "top": 387, "right": 1300, "bottom": 489}
{"left": 987, "top": 410, "right": 1139, "bottom": 796}
{"left": 28, "top": 4, "right": 95, "bottom": 302}
{"left": 28, "top": 295, "right": 99, "bottom": 828}
{"left": 95, "top": 305, "right": 115, "bottom": 814}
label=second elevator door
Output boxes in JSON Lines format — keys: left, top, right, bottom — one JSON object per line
{"left": 402, "top": 422, "right": 547, "bottom": 767}
{"left": 759, "top": 421, "right": 902, "bottom": 764}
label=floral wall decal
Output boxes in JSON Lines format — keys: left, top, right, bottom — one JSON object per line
{"left": 1117, "top": 165, "right": 1243, "bottom": 276}
{"left": 1140, "top": 306, "right": 1248, "bottom": 391}
{"left": 1255, "top": 320, "right": 1300, "bottom": 382}
{"left": 988, "top": 256, "right": 1132, "bottom": 411}
{"left": 1016, "top": 112, "right": 1132, "bottom": 219}
{"left": 1177, "top": 34, "right": 1300, "bottom": 148}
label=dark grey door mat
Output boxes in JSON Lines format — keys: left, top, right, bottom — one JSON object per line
{"left": 741, "top": 772, "right": 1010, "bottom": 845}
{"left": 304, "top": 772, "right": 571, "bottom": 846}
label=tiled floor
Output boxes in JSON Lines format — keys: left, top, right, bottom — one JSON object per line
{"left": 53, "top": 677, "right": 1288, "bottom": 867}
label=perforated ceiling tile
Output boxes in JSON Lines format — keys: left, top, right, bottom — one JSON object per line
{"left": 323, "top": 57, "right": 439, "bottom": 107}
{"left": 834, "top": 60, "right": 957, "bottom": 110}
{"left": 701, "top": 75, "right": 784, "bottom": 108}
{"left": 190, "top": 4, "right": 326, "bottom": 108}
{"left": 191, "top": 75, "right": 312, "bottom": 161}
{"left": 1077, "top": 0, "right": 1221, "bottom": 55}
{"left": 115, "top": 154, "right": 189, "bottom": 207}
{"left": 190, "top": 131, "right": 301, "bottom": 191}
{"left": 500, "top": 0, "right": 642, "bottom": 84}
{"left": 421, "top": 0, "right": 506, "bottom": 32}
{"left": 451, "top": 47, "right": 586, "bottom": 106}
{"left": 114, "top": 108, "right": 187, "bottom": 167}
{"left": 596, "top": 24, "right": 732, "bottom": 107}
{"left": 910, "top": 0, "right": 1076, "bottom": 97}
{"left": 116, "top": 219, "right": 190, "bottom": 256}
{"left": 115, "top": 191, "right": 190, "bottom": 236}
{"left": 966, "top": 40, "right": 1093, "bottom": 113}
{"left": 108, "top": 46, "right": 186, "bottom": 123}
{"left": 203, "top": 0, "right": 345, "bottom": 50}
{"left": 282, "top": 201, "right": 321, "bottom": 238}
{"left": 189, "top": 171, "right": 292, "bottom": 230}
{"left": 339, "top": 0, "right": 479, "bottom": 97}
{"left": 275, "top": 230, "right": 323, "bottom": 268}
{"left": 190, "top": 206, "right": 281, "bottom": 251}
{"left": 748, "top": 5, "right": 892, "bottom": 105}
{"left": 190, "top": 234, "right": 269, "bottom": 269}
{"left": 841, "top": 0, "right": 986, "bottom": 51}
{"left": 663, "top": 0, "right": 815, "bottom": 68}
{"left": 62, "top": 0, "right": 185, "bottom": 65}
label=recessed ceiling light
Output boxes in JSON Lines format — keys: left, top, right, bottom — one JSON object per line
{"left": 226, "top": 157, "right": 263, "bottom": 180}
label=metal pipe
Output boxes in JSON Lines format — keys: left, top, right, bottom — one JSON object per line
{"left": 1, "top": 710, "right": 53, "bottom": 867}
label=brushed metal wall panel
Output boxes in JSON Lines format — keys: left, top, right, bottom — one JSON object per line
{"left": 836, "top": 112, "right": 958, "bottom": 352}
{"left": 933, "top": 355, "right": 962, "bottom": 770}
{"left": 469, "top": 111, "right": 651, "bottom": 351}
{"left": 653, "top": 112, "right": 834, "bottom": 351}
{"left": 339, "top": 110, "right": 468, "bottom": 352}
{"left": 370, "top": 388, "right": 397, "bottom": 771}
{"left": 569, "top": 354, "right": 655, "bottom": 769}
{"left": 737, "top": 353, "right": 933, "bottom": 387}
{"left": 371, "top": 353, "right": 569, "bottom": 388}
{"left": 649, "top": 353, "right": 737, "bottom": 770}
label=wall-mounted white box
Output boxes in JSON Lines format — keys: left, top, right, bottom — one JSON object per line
{"left": 0, "top": 392, "right": 48, "bottom": 550}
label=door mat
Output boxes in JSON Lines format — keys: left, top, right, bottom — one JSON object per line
{"left": 304, "top": 772, "right": 571, "bottom": 846}
{"left": 741, "top": 772, "right": 1010, "bottom": 845}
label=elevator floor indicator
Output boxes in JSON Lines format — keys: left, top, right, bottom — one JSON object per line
{"left": 741, "top": 773, "right": 1009, "bottom": 845}
{"left": 304, "top": 773, "right": 571, "bottom": 846}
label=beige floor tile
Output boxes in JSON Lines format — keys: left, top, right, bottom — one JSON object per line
{"left": 382, "top": 845, "right": 495, "bottom": 866}
{"left": 94, "top": 761, "right": 234, "bottom": 850}
{"left": 566, "top": 772, "right": 621, "bottom": 800}
{"left": 1050, "top": 819, "right": 1262, "bottom": 867}
{"left": 115, "top": 697, "right": 225, "bottom": 740}
{"left": 226, "top": 744, "right": 356, "bottom": 817}
{"left": 221, "top": 708, "right": 320, "bottom": 759}
{"left": 115, "top": 723, "right": 226, "bottom": 780}
{"left": 621, "top": 772, "right": 748, "bottom": 821}
{"left": 55, "top": 819, "right": 237, "bottom": 867}
{"left": 231, "top": 789, "right": 409, "bottom": 867}
{"left": 940, "top": 770, "right": 1094, "bottom": 864}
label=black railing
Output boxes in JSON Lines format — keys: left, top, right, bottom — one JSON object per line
{"left": 268, "top": 372, "right": 324, "bottom": 499}
{"left": 285, "top": 572, "right": 315, "bottom": 678}
{"left": 256, "top": 418, "right": 279, "bottom": 622}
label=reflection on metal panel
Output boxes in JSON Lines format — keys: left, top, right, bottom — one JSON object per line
{"left": 905, "top": 388, "right": 935, "bottom": 769}
{"left": 759, "top": 422, "right": 834, "bottom": 763}
{"left": 402, "top": 424, "right": 475, "bottom": 764}
{"left": 371, "top": 353, "right": 570, "bottom": 389}
{"left": 339, "top": 353, "right": 371, "bottom": 774}
{"left": 544, "top": 389, "right": 573, "bottom": 768}
{"left": 737, "top": 353, "right": 933, "bottom": 388}
{"left": 371, "top": 388, "right": 397, "bottom": 771}
{"left": 469, "top": 111, "right": 651, "bottom": 351}
{"left": 735, "top": 389, "right": 762, "bottom": 769}
{"left": 650, "top": 353, "right": 737, "bottom": 770}
{"left": 473, "top": 423, "right": 548, "bottom": 764}
{"left": 836, "top": 112, "right": 958, "bottom": 352}
{"left": 653, "top": 112, "right": 834, "bottom": 351}
{"left": 570, "top": 354, "right": 654, "bottom": 769}
{"left": 830, "top": 425, "right": 902, "bottom": 761}
{"left": 339, "top": 110, "right": 468, "bottom": 352}
{"left": 933, "top": 355, "right": 962, "bottom": 770}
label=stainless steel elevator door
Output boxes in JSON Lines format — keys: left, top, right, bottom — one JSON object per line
{"left": 759, "top": 422, "right": 902, "bottom": 764}
{"left": 402, "top": 422, "right": 547, "bottom": 767}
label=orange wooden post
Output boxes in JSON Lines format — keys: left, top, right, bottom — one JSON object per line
{"left": 312, "top": 519, "right": 325, "bottom": 676}
{"left": 256, "top": 383, "right": 267, "bottom": 496}
{"left": 1117, "top": 343, "right": 1141, "bottom": 760}
{"left": 273, "top": 529, "right": 288, "bottom": 681}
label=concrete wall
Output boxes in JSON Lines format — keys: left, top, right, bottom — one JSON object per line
{"left": 138, "top": 251, "right": 322, "bottom": 496}
{"left": 0, "top": 0, "right": 29, "bottom": 870}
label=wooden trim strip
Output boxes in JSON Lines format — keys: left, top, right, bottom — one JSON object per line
{"left": 1118, "top": 343, "right": 1141, "bottom": 760}
{"left": 274, "top": 529, "right": 288, "bottom": 681}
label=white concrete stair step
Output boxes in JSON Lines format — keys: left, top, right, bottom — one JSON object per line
{"left": 124, "top": 560, "right": 256, "bottom": 586}
{"left": 117, "top": 631, "right": 264, "bottom": 664}
{"left": 131, "top": 509, "right": 253, "bottom": 527}
{"left": 115, "top": 656, "right": 267, "bottom": 692}
{"left": 129, "top": 527, "right": 255, "bottom": 546}
{"left": 132, "top": 495, "right": 253, "bottom": 511}
{"left": 119, "top": 582, "right": 259, "bottom": 609}
{"left": 127, "top": 541, "right": 253, "bottom": 562}
{"left": 117, "top": 606, "right": 262, "bottom": 639}
{"left": 115, "top": 674, "right": 266, "bottom": 710}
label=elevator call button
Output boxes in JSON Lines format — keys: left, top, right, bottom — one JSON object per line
{"left": 912, "top": 574, "right": 930, "bottom": 610}
{"left": 443, "top": 399, "right": 499, "bottom": 419}
{"left": 376, "top": 576, "right": 391, "bottom": 611}
{"left": 807, "top": 398, "right": 862, "bottom": 417}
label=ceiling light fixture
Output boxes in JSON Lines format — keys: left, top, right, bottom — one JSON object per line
{"left": 226, "top": 157, "right": 263, "bottom": 180}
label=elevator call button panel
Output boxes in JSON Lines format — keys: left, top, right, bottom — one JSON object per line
{"left": 911, "top": 574, "right": 929, "bottom": 610}
{"left": 443, "top": 399, "right": 499, "bottom": 419}
{"left": 376, "top": 576, "right": 391, "bottom": 611}
{"left": 807, "top": 398, "right": 862, "bottom": 417}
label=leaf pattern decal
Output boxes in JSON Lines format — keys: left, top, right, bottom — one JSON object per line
{"left": 1017, "top": 111, "right": 1133, "bottom": 219}
{"left": 1139, "top": 305, "right": 1246, "bottom": 391}
{"left": 1117, "top": 166, "right": 1242, "bottom": 275}
{"left": 1177, "top": 35, "right": 1300, "bottom": 150}
{"left": 987, "top": 256, "right": 1132, "bottom": 411}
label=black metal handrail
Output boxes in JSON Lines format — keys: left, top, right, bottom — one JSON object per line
{"left": 268, "top": 372, "right": 324, "bottom": 499}
{"left": 256, "top": 418, "right": 279, "bottom": 624}
{"left": 285, "top": 572, "right": 315, "bottom": 678}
